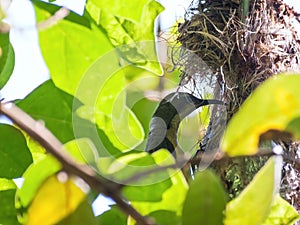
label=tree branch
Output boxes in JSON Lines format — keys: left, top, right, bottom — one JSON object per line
{"left": 0, "top": 101, "right": 155, "bottom": 225}
{"left": 122, "top": 147, "right": 295, "bottom": 185}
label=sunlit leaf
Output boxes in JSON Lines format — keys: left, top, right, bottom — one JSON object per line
{"left": 17, "top": 139, "right": 99, "bottom": 211}
{"left": 128, "top": 150, "right": 188, "bottom": 225}
{"left": 221, "top": 74, "right": 300, "bottom": 156}
{"left": 0, "top": 33, "right": 14, "bottom": 89}
{"left": 17, "top": 155, "right": 61, "bottom": 208}
{"left": 97, "top": 151, "right": 172, "bottom": 202}
{"left": 0, "top": 124, "right": 32, "bottom": 179}
{"left": 122, "top": 174, "right": 172, "bottom": 202}
{"left": 34, "top": 2, "right": 113, "bottom": 95}
{"left": 26, "top": 174, "right": 86, "bottom": 225}
{"left": 94, "top": 68, "right": 146, "bottom": 150}
{"left": 182, "top": 170, "right": 227, "bottom": 225}
{"left": 0, "top": 178, "right": 16, "bottom": 190}
{"left": 263, "top": 195, "right": 300, "bottom": 225}
{"left": 17, "top": 139, "right": 99, "bottom": 214}
{"left": 89, "top": 0, "right": 149, "bottom": 23}
{"left": 128, "top": 91, "right": 158, "bottom": 128}
{"left": 21, "top": 131, "right": 47, "bottom": 162}
{"left": 100, "top": 152, "right": 153, "bottom": 178}
{"left": 87, "top": 1, "right": 164, "bottom": 75}
{"left": 121, "top": 1, "right": 164, "bottom": 41}
{"left": 64, "top": 138, "right": 99, "bottom": 167}
{"left": 224, "top": 157, "right": 279, "bottom": 225}
{"left": 75, "top": 67, "right": 144, "bottom": 152}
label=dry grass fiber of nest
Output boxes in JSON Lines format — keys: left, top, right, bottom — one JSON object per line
{"left": 177, "top": 0, "right": 300, "bottom": 117}
{"left": 176, "top": 0, "right": 300, "bottom": 216}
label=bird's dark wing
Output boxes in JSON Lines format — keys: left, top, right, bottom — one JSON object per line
{"left": 145, "top": 117, "right": 168, "bottom": 153}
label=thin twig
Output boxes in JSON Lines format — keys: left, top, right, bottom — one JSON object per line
{"left": 0, "top": 101, "right": 155, "bottom": 225}
{"left": 37, "top": 7, "right": 70, "bottom": 30}
{"left": 122, "top": 160, "right": 187, "bottom": 185}
{"left": 122, "top": 147, "right": 290, "bottom": 185}
{"left": 0, "top": 22, "right": 10, "bottom": 33}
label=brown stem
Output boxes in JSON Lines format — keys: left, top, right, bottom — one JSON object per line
{"left": 0, "top": 101, "right": 155, "bottom": 225}
{"left": 123, "top": 148, "right": 291, "bottom": 184}
{"left": 37, "top": 7, "right": 70, "bottom": 30}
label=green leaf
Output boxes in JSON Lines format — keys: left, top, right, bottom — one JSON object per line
{"left": 22, "top": 132, "right": 47, "bottom": 162}
{"left": 148, "top": 210, "right": 180, "bottom": 225}
{"left": 286, "top": 117, "right": 300, "bottom": 139}
{"left": 0, "top": 124, "right": 32, "bottom": 179}
{"left": 64, "top": 138, "right": 99, "bottom": 166}
{"left": 17, "top": 80, "right": 76, "bottom": 143}
{"left": 127, "top": 150, "right": 188, "bottom": 225}
{"left": 97, "top": 205, "right": 127, "bottom": 225}
{"left": 17, "top": 139, "right": 100, "bottom": 212}
{"left": 57, "top": 199, "right": 98, "bottom": 225}
{"left": 16, "top": 80, "right": 118, "bottom": 157}
{"left": 97, "top": 151, "right": 172, "bottom": 202}
{"left": 0, "top": 189, "right": 20, "bottom": 225}
{"left": 75, "top": 64, "right": 144, "bottom": 152}
{"left": 34, "top": 3, "right": 113, "bottom": 95}
{"left": 87, "top": 1, "right": 164, "bottom": 75}
{"left": 224, "top": 157, "right": 279, "bottom": 225}
{"left": 121, "top": 1, "right": 164, "bottom": 41}
{"left": 16, "top": 155, "right": 61, "bottom": 208}
{"left": 0, "top": 178, "right": 19, "bottom": 225}
{"left": 105, "top": 152, "right": 159, "bottom": 181}
{"left": 221, "top": 74, "right": 300, "bottom": 156}
{"left": 263, "top": 195, "right": 300, "bottom": 225}
{"left": 89, "top": 0, "right": 149, "bottom": 23}
{"left": 122, "top": 177, "right": 172, "bottom": 202}
{"left": 0, "top": 33, "right": 14, "bottom": 89}
{"left": 33, "top": 1, "right": 90, "bottom": 28}
{"left": 182, "top": 170, "right": 227, "bottom": 225}
{"left": 0, "top": 178, "right": 16, "bottom": 190}
{"left": 128, "top": 92, "right": 158, "bottom": 128}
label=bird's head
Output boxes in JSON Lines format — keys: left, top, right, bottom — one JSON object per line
{"left": 154, "top": 92, "right": 223, "bottom": 123}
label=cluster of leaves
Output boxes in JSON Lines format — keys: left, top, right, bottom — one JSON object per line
{"left": 0, "top": 0, "right": 299, "bottom": 225}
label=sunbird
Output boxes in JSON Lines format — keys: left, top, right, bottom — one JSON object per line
{"left": 146, "top": 92, "right": 223, "bottom": 157}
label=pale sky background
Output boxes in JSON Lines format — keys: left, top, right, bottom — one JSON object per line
{"left": 1, "top": 0, "right": 300, "bottom": 216}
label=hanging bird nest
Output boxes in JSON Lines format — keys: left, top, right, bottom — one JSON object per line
{"left": 175, "top": 0, "right": 300, "bottom": 215}
{"left": 177, "top": 0, "right": 300, "bottom": 117}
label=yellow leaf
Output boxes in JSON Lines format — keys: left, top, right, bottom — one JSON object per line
{"left": 263, "top": 195, "right": 300, "bottom": 225}
{"left": 26, "top": 174, "right": 86, "bottom": 225}
{"left": 224, "top": 157, "right": 279, "bottom": 225}
{"left": 221, "top": 74, "right": 300, "bottom": 156}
